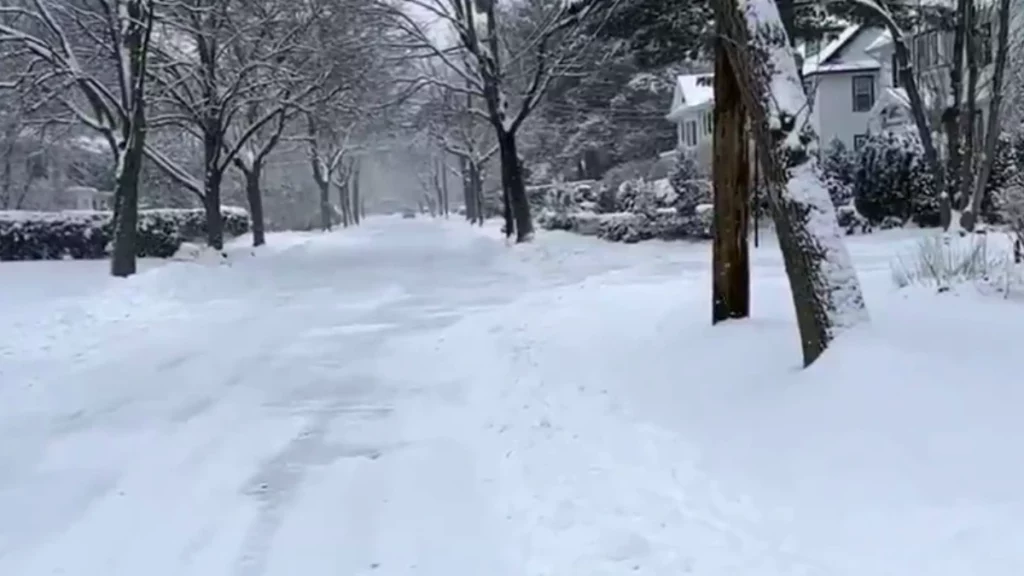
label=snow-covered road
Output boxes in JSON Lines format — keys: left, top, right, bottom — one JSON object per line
{"left": 3, "top": 217, "right": 1024, "bottom": 576}
{"left": 0, "top": 219, "right": 537, "bottom": 576}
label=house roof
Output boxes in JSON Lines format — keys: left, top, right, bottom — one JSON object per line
{"left": 677, "top": 74, "right": 714, "bottom": 108}
{"left": 864, "top": 29, "right": 893, "bottom": 54}
{"left": 666, "top": 73, "right": 714, "bottom": 121}
{"left": 801, "top": 24, "right": 880, "bottom": 76}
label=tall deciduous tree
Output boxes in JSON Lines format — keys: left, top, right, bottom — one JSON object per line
{"left": 1, "top": 0, "right": 156, "bottom": 277}
{"left": 143, "top": 0, "right": 331, "bottom": 249}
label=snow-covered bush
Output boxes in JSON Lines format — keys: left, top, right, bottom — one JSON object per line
{"left": 594, "top": 183, "right": 616, "bottom": 213}
{"left": 891, "top": 234, "right": 1010, "bottom": 291}
{"left": 595, "top": 209, "right": 712, "bottom": 243}
{"left": 0, "top": 207, "right": 250, "bottom": 261}
{"left": 615, "top": 178, "right": 677, "bottom": 214}
{"left": 669, "top": 150, "right": 710, "bottom": 215}
{"left": 854, "top": 132, "right": 938, "bottom": 227}
{"left": 820, "top": 138, "right": 855, "bottom": 208}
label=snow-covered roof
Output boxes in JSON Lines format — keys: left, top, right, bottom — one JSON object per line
{"left": 809, "top": 60, "right": 881, "bottom": 74}
{"left": 666, "top": 74, "right": 714, "bottom": 122}
{"left": 801, "top": 25, "right": 880, "bottom": 76}
{"left": 676, "top": 74, "right": 714, "bottom": 108}
{"left": 864, "top": 29, "right": 893, "bottom": 54}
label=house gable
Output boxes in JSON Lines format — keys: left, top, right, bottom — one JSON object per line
{"left": 803, "top": 25, "right": 885, "bottom": 77}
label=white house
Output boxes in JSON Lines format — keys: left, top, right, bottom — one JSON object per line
{"left": 667, "top": 8, "right": 1024, "bottom": 164}
{"left": 666, "top": 25, "right": 895, "bottom": 153}
{"left": 665, "top": 73, "right": 715, "bottom": 153}
{"left": 802, "top": 24, "right": 889, "bottom": 151}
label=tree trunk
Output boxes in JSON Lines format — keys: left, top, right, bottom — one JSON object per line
{"left": 964, "top": 0, "right": 1013, "bottom": 230}
{"left": 440, "top": 155, "right": 450, "bottom": 218}
{"left": 244, "top": 164, "right": 266, "bottom": 247}
{"left": 941, "top": 0, "right": 970, "bottom": 227}
{"left": 110, "top": 142, "right": 144, "bottom": 277}
{"left": 351, "top": 161, "right": 361, "bottom": 225}
{"left": 498, "top": 130, "right": 533, "bottom": 242}
{"left": 712, "top": 39, "right": 751, "bottom": 323}
{"left": 957, "top": 4, "right": 979, "bottom": 222}
{"left": 473, "top": 163, "right": 485, "bottom": 225}
{"left": 460, "top": 155, "right": 476, "bottom": 222}
{"left": 204, "top": 168, "right": 224, "bottom": 250}
{"left": 320, "top": 179, "right": 332, "bottom": 231}
{"left": 714, "top": 0, "right": 868, "bottom": 367}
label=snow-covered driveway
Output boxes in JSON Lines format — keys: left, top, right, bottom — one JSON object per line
{"left": 3, "top": 217, "right": 1024, "bottom": 576}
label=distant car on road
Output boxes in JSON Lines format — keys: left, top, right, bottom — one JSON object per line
{"left": 401, "top": 209, "right": 416, "bottom": 219}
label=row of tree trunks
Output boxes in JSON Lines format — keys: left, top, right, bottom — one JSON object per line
{"left": 712, "top": 0, "right": 868, "bottom": 367}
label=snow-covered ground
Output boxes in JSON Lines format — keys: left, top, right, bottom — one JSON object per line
{"left": 1, "top": 216, "right": 1022, "bottom": 575}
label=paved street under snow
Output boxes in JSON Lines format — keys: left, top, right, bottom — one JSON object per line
{"left": 3, "top": 217, "right": 1024, "bottom": 576}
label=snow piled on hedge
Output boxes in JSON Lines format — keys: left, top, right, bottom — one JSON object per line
{"left": 0, "top": 207, "right": 250, "bottom": 261}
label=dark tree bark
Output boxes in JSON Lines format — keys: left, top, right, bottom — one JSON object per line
{"left": 351, "top": 160, "right": 362, "bottom": 225}
{"left": 714, "top": 0, "right": 868, "bottom": 367}
{"left": 963, "top": 0, "right": 1013, "bottom": 229}
{"left": 711, "top": 38, "right": 751, "bottom": 323}
{"left": 241, "top": 164, "right": 266, "bottom": 246}
{"left": 941, "top": 0, "right": 970, "bottom": 226}
{"left": 498, "top": 130, "right": 532, "bottom": 240}
{"left": 110, "top": 128, "right": 145, "bottom": 277}
{"left": 957, "top": 2, "right": 978, "bottom": 218}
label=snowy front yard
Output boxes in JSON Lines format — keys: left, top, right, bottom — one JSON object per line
{"left": 1, "top": 217, "right": 1022, "bottom": 575}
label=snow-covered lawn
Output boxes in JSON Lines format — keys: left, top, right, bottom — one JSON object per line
{"left": 1, "top": 217, "right": 1022, "bottom": 575}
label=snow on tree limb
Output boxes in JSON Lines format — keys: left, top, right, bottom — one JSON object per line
{"left": 716, "top": 0, "right": 868, "bottom": 365}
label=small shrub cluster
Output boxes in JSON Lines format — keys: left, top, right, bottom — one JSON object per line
{"left": 0, "top": 206, "right": 250, "bottom": 261}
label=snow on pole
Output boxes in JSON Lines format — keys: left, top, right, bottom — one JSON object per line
{"left": 713, "top": 0, "right": 869, "bottom": 366}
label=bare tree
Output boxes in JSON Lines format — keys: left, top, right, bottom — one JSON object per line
{"left": 143, "top": 0, "right": 330, "bottom": 249}
{"left": 1, "top": 0, "right": 156, "bottom": 277}
{"left": 383, "top": 0, "right": 608, "bottom": 241}
{"left": 713, "top": 0, "right": 869, "bottom": 366}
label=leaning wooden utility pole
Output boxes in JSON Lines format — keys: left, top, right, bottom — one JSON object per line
{"left": 712, "top": 0, "right": 868, "bottom": 366}
{"left": 712, "top": 31, "right": 752, "bottom": 324}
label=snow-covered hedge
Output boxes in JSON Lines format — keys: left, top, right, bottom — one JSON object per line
{"left": 538, "top": 207, "right": 712, "bottom": 243}
{"left": 0, "top": 207, "right": 250, "bottom": 261}
{"left": 535, "top": 174, "right": 714, "bottom": 243}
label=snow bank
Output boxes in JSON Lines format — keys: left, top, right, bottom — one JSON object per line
{"left": 384, "top": 226, "right": 1024, "bottom": 575}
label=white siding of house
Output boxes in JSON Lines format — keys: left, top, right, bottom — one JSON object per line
{"left": 809, "top": 71, "right": 880, "bottom": 150}
{"left": 805, "top": 27, "right": 886, "bottom": 150}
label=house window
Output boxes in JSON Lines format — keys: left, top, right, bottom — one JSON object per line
{"left": 854, "top": 134, "right": 869, "bottom": 151}
{"left": 852, "top": 75, "right": 875, "bottom": 112}
{"left": 686, "top": 121, "right": 697, "bottom": 146}
{"left": 704, "top": 112, "right": 713, "bottom": 134}
{"left": 977, "top": 22, "right": 993, "bottom": 66}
